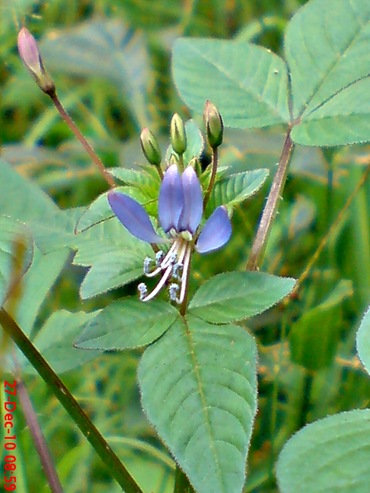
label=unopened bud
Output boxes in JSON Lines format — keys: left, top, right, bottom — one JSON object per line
{"left": 204, "top": 100, "right": 223, "bottom": 148}
{"left": 140, "top": 128, "right": 161, "bottom": 166}
{"left": 17, "top": 27, "right": 55, "bottom": 95}
{"left": 170, "top": 113, "right": 187, "bottom": 155}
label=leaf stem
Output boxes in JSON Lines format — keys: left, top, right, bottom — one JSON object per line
{"left": 246, "top": 127, "right": 294, "bottom": 271}
{"left": 48, "top": 91, "right": 116, "bottom": 188}
{"left": 0, "top": 308, "right": 143, "bottom": 493}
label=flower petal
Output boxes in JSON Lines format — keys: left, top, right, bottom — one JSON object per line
{"left": 178, "top": 166, "right": 203, "bottom": 234}
{"left": 18, "top": 28, "right": 44, "bottom": 78}
{"left": 196, "top": 206, "right": 232, "bottom": 254}
{"left": 108, "top": 191, "right": 164, "bottom": 243}
{"left": 158, "top": 164, "right": 184, "bottom": 233}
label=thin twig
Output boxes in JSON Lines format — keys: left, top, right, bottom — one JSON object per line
{"left": 246, "top": 127, "right": 294, "bottom": 271}
{"left": 49, "top": 91, "right": 116, "bottom": 188}
{"left": 17, "top": 380, "right": 64, "bottom": 493}
{"left": 0, "top": 309, "right": 143, "bottom": 493}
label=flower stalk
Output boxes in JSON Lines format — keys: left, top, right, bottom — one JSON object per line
{"left": 17, "top": 27, "right": 115, "bottom": 188}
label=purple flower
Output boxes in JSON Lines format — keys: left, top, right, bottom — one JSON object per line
{"left": 108, "top": 164, "right": 232, "bottom": 303}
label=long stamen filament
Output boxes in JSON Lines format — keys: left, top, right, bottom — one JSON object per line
{"left": 178, "top": 243, "right": 192, "bottom": 304}
{"left": 141, "top": 264, "right": 173, "bottom": 302}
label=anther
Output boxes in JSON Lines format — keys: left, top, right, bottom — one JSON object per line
{"left": 169, "top": 283, "right": 180, "bottom": 302}
{"left": 138, "top": 282, "right": 148, "bottom": 300}
{"left": 143, "top": 257, "right": 153, "bottom": 275}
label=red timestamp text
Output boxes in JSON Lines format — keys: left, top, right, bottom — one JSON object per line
{"left": 2, "top": 380, "right": 17, "bottom": 491}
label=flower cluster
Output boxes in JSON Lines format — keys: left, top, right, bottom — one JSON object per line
{"left": 108, "top": 164, "right": 231, "bottom": 304}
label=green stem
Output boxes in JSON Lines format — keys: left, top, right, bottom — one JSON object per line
{"left": 49, "top": 91, "right": 116, "bottom": 188}
{"left": 246, "top": 127, "right": 294, "bottom": 271}
{"left": 0, "top": 309, "right": 143, "bottom": 493}
{"left": 203, "top": 147, "right": 218, "bottom": 210}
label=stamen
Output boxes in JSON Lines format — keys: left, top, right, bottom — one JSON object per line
{"left": 138, "top": 282, "right": 148, "bottom": 300}
{"left": 169, "top": 283, "right": 180, "bottom": 302}
{"left": 178, "top": 242, "right": 192, "bottom": 304}
{"left": 140, "top": 264, "right": 173, "bottom": 302}
{"left": 161, "top": 238, "right": 181, "bottom": 269}
{"left": 155, "top": 250, "right": 164, "bottom": 266}
{"left": 143, "top": 257, "right": 153, "bottom": 275}
{"left": 172, "top": 262, "right": 183, "bottom": 280}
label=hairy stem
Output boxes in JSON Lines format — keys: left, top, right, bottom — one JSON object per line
{"left": 0, "top": 309, "right": 143, "bottom": 493}
{"left": 247, "top": 127, "right": 294, "bottom": 271}
{"left": 49, "top": 91, "right": 116, "bottom": 188}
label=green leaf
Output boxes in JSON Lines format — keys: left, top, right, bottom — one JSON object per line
{"left": 286, "top": 0, "right": 370, "bottom": 145}
{"left": 109, "top": 165, "right": 160, "bottom": 191}
{"left": 0, "top": 216, "right": 34, "bottom": 307}
{"left": 289, "top": 280, "right": 353, "bottom": 370}
{"left": 75, "top": 192, "right": 113, "bottom": 234}
{"left": 0, "top": 159, "right": 74, "bottom": 252}
{"left": 13, "top": 247, "right": 69, "bottom": 336}
{"left": 22, "top": 310, "right": 102, "bottom": 374}
{"left": 184, "top": 120, "right": 204, "bottom": 163}
{"left": 41, "top": 19, "right": 149, "bottom": 126}
{"left": 206, "top": 169, "right": 269, "bottom": 214}
{"left": 276, "top": 409, "right": 370, "bottom": 493}
{"left": 172, "top": 39, "right": 290, "bottom": 128}
{"left": 75, "top": 298, "right": 178, "bottom": 350}
{"left": 356, "top": 304, "right": 370, "bottom": 376}
{"left": 72, "top": 212, "right": 152, "bottom": 298}
{"left": 189, "top": 272, "right": 295, "bottom": 323}
{"left": 79, "top": 250, "right": 144, "bottom": 300}
{"left": 138, "top": 316, "right": 257, "bottom": 493}
{"left": 75, "top": 169, "right": 160, "bottom": 234}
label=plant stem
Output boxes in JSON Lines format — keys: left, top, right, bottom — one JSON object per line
{"left": 17, "top": 380, "right": 63, "bottom": 493}
{"left": 49, "top": 91, "right": 116, "bottom": 188}
{"left": 203, "top": 147, "right": 218, "bottom": 209}
{"left": 0, "top": 308, "right": 143, "bottom": 493}
{"left": 246, "top": 127, "right": 294, "bottom": 271}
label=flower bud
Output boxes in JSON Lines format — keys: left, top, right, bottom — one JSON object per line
{"left": 140, "top": 128, "right": 161, "bottom": 166}
{"left": 170, "top": 113, "right": 187, "bottom": 155}
{"left": 204, "top": 100, "right": 223, "bottom": 148}
{"left": 17, "top": 27, "right": 55, "bottom": 95}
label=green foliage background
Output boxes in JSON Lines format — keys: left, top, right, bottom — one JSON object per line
{"left": 1, "top": 0, "right": 370, "bottom": 492}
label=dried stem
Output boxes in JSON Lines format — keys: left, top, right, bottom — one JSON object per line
{"left": 17, "top": 380, "right": 63, "bottom": 493}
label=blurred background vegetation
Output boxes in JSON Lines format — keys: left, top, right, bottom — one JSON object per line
{"left": 1, "top": 0, "right": 370, "bottom": 491}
